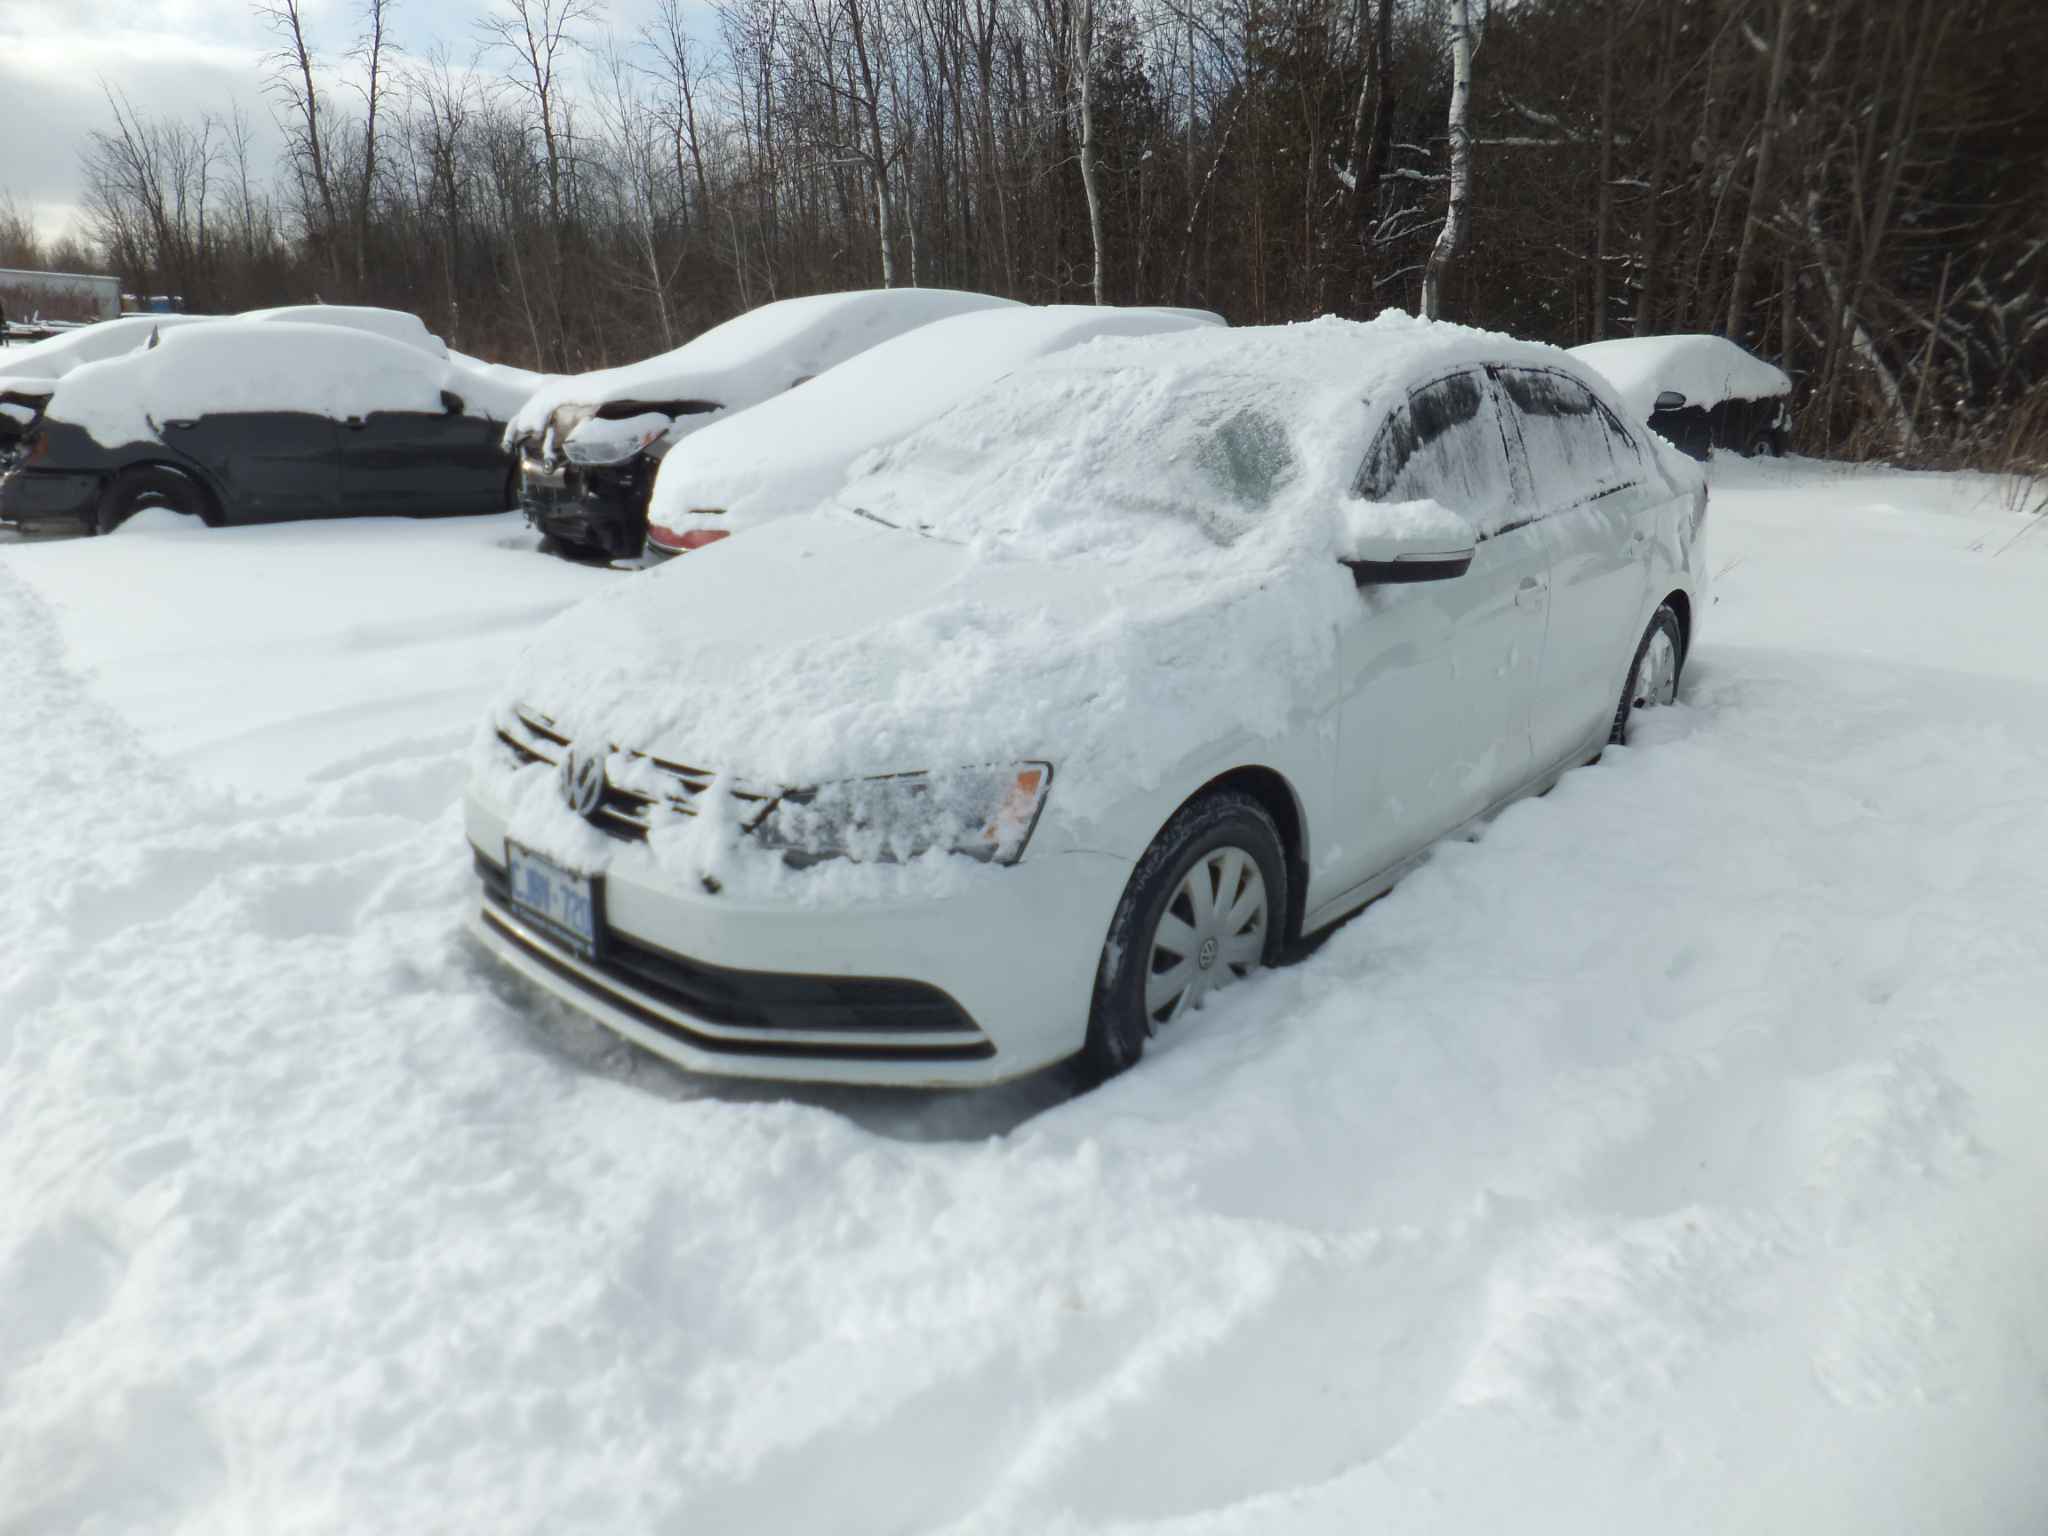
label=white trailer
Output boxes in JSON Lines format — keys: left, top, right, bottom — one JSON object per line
{"left": 0, "top": 267, "right": 123, "bottom": 328}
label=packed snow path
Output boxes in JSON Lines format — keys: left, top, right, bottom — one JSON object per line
{"left": 3, "top": 464, "right": 2045, "bottom": 1533}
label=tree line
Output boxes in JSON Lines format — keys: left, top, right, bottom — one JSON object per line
{"left": 9, "top": 0, "right": 2046, "bottom": 469}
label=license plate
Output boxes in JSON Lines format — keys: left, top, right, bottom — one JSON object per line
{"left": 506, "top": 842, "right": 601, "bottom": 958}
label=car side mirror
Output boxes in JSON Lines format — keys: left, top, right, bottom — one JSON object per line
{"left": 1653, "top": 389, "right": 1687, "bottom": 412}
{"left": 1336, "top": 499, "right": 1477, "bottom": 586}
{"left": 440, "top": 389, "right": 466, "bottom": 416}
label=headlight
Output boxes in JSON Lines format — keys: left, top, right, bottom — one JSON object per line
{"left": 752, "top": 762, "right": 1052, "bottom": 867}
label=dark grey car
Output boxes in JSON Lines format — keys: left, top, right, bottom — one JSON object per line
{"left": 0, "top": 320, "right": 520, "bottom": 534}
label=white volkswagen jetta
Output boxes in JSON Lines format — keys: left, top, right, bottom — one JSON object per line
{"left": 465, "top": 315, "right": 1707, "bottom": 1086}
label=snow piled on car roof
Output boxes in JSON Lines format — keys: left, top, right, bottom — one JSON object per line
{"left": 46, "top": 321, "right": 533, "bottom": 447}
{"left": 647, "top": 304, "right": 1221, "bottom": 537}
{"left": 481, "top": 312, "right": 1608, "bottom": 894}
{"left": 240, "top": 304, "right": 449, "bottom": 357}
{"left": 504, "top": 288, "right": 1018, "bottom": 447}
{"left": 0, "top": 313, "right": 211, "bottom": 383}
{"left": 1569, "top": 334, "right": 1791, "bottom": 417}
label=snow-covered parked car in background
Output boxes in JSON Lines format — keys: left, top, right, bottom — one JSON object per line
{"left": 0, "top": 318, "right": 534, "bottom": 534}
{"left": 1569, "top": 333, "right": 1792, "bottom": 459}
{"left": 644, "top": 303, "right": 1224, "bottom": 560}
{"left": 505, "top": 287, "right": 1016, "bottom": 562}
{"left": 0, "top": 313, "right": 214, "bottom": 466}
{"left": 466, "top": 314, "right": 1709, "bottom": 1088}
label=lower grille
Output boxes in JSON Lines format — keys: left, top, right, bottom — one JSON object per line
{"left": 474, "top": 852, "right": 994, "bottom": 1062}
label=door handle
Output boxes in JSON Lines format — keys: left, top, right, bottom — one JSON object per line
{"left": 1515, "top": 575, "right": 1547, "bottom": 608}
{"left": 162, "top": 418, "right": 197, "bottom": 430}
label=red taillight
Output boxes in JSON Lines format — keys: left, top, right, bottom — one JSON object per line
{"left": 647, "top": 524, "right": 730, "bottom": 553}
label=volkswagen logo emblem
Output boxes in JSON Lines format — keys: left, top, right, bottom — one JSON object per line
{"left": 560, "top": 749, "right": 607, "bottom": 820}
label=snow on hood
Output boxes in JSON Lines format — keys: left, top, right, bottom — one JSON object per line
{"left": 503, "top": 288, "right": 1018, "bottom": 455}
{"left": 1568, "top": 335, "right": 1791, "bottom": 417}
{"left": 49, "top": 320, "right": 530, "bottom": 447}
{"left": 0, "top": 313, "right": 211, "bottom": 383}
{"left": 484, "top": 313, "right": 1626, "bottom": 882}
{"left": 647, "top": 304, "right": 1222, "bottom": 536}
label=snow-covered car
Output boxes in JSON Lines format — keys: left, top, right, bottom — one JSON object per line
{"left": 0, "top": 313, "right": 214, "bottom": 465}
{"left": 465, "top": 315, "right": 1709, "bottom": 1088}
{"left": 1569, "top": 334, "right": 1791, "bottom": 459}
{"left": 505, "top": 288, "right": 1017, "bottom": 561}
{"left": 643, "top": 304, "right": 1224, "bottom": 560}
{"left": 0, "top": 319, "right": 533, "bottom": 534}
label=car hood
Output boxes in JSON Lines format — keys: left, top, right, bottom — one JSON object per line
{"left": 489, "top": 507, "right": 1350, "bottom": 823}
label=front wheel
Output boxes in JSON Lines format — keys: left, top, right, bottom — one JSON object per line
{"left": 1082, "top": 790, "right": 1287, "bottom": 1080}
{"left": 1610, "top": 604, "right": 1685, "bottom": 745}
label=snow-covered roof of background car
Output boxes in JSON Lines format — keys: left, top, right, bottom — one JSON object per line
{"left": 1568, "top": 334, "right": 1791, "bottom": 417}
{"left": 504, "top": 288, "right": 1020, "bottom": 444}
{"left": 647, "top": 304, "right": 1222, "bottom": 534}
{"left": 46, "top": 319, "right": 532, "bottom": 446}
{"left": 240, "top": 304, "right": 449, "bottom": 358}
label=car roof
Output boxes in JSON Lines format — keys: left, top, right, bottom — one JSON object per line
{"left": 505, "top": 288, "right": 1019, "bottom": 440}
{"left": 1568, "top": 334, "right": 1792, "bottom": 415}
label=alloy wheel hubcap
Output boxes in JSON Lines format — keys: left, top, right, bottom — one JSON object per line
{"left": 1633, "top": 628, "right": 1679, "bottom": 711}
{"left": 1145, "top": 846, "right": 1268, "bottom": 1028}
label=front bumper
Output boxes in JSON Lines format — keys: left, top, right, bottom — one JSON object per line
{"left": 465, "top": 789, "right": 1133, "bottom": 1087}
{"left": 519, "top": 457, "right": 648, "bottom": 558}
{"left": 0, "top": 467, "right": 101, "bottom": 530}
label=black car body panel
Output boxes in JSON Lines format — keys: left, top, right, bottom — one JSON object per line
{"left": 1645, "top": 394, "right": 1787, "bottom": 461}
{"left": 2, "top": 407, "right": 514, "bottom": 532}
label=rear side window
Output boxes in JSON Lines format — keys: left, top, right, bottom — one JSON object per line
{"left": 1494, "top": 367, "right": 1645, "bottom": 510}
{"left": 1355, "top": 369, "right": 1517, "bottom": 533}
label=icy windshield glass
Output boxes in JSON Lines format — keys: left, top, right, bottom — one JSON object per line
{"left": 846, "top": 365, "right": 1299, "bottom": 559}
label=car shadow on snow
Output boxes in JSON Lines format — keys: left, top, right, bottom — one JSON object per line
{"left": 463, "top": 931, "right": 1083, "bottom": 1143}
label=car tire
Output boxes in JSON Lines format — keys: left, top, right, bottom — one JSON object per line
{"left": 1748, "top": 425, "right": 1783, "bottom": 458}
{"left": 1082, "top": 790, "right": 1288, "bottom": 1081}
{"left": 1609, "top": 603, "right": 1685, "bottom": 745}
{"left": 97, "top": 464, "right": 210, "bottom": 534}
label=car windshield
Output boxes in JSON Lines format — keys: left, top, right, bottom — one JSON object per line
{"left": 844, "top": 364, "right": 1300, "bottom": 560}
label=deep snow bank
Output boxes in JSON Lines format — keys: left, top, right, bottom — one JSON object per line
{"left": 2, "top": 458, "right": 2046, "bottom": 1534}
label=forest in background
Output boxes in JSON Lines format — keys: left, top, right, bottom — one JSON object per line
{"left": 3, "top": 0, "right": 2044, "bottom": 470}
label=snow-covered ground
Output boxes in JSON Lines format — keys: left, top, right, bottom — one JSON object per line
{"left": 3, "top": 460, "right": 2045, "bottom": 1533}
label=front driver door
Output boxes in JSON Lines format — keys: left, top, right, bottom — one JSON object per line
{"left": 1329, "top": 368, "right": 1551, "bottom": 890}
{"left": 161, "top": 412, "right": 341, "bottom": 523}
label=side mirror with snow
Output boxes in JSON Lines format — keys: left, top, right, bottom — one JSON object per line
{"left": 440, "top": 389, "right": 466, "bottom": 416}
{"left": 1337, "top": 498, "right": 1478, "bottom": 586}
{"left": 1654, "top": 388, "right": 1688, "bottom": 412}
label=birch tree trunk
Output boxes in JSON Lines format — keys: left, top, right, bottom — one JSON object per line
{"left": 1075, "top": 0, "right": 1106, "bottom": 303}
{"left": 1420, "top": 0, "right": 1473, "bottom": 320}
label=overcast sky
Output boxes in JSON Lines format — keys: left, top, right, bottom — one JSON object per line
{"left": 0, "top": 0, "right": 678, "bottom": 243}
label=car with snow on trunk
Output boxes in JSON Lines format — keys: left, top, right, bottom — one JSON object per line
{"left": 0, "top": 312, "right": 214, "bottom": 468}
{"left": 1569, "top": 334, "right": 1792, "bottom": 460}
{"left": 466, "top": 314, "right": 1709, "bottom": 1087}
{"left": 643, "top": 302, "right": 1225, "bottom": 560}
{"left": 507, "top": 287, "right": 1017, "bottom": 563}
{"left": 0, "top": 318, "right": 534, "bottom": 534}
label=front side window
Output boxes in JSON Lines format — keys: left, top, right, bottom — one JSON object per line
{"left": 1494, "top": 366, "right": 1645, "bottom": 511}
{"left": 1354, "top": 369, "right": 1517, "bottom": 534}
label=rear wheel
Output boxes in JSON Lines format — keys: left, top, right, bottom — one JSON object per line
{"left": 1082, "top": 791, "right": 1287, "bottom": 1080}
{"left": 1610, "top": 604, "right": 1685, "bottom": 745}
{"left": 96, "top": 465, "right": 209, "bottom": 534}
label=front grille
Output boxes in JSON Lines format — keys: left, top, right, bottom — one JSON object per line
{"left": 496, "top": 707, "right": 772, "bottom": 843}
{"left": 474, "top": 851, "right": 993, "bottom": 1062}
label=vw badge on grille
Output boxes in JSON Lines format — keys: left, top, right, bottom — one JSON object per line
{"left": 560, "top": 749, "right": 606, "bottom": 820}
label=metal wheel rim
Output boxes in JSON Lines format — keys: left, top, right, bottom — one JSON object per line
{"left": 1144, "top": 845, "right": 1269, "bottom": 1028}
{"left": 1633, "top": 626, "right": 1679, "bottom": 711}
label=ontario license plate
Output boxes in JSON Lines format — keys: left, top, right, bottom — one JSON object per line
{"left": 506, "top": 842, "right": 600, "bottom": 958}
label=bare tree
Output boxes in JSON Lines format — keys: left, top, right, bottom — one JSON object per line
{"left": 1421, "top": 0, "right": 1475, "bottom": 320}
